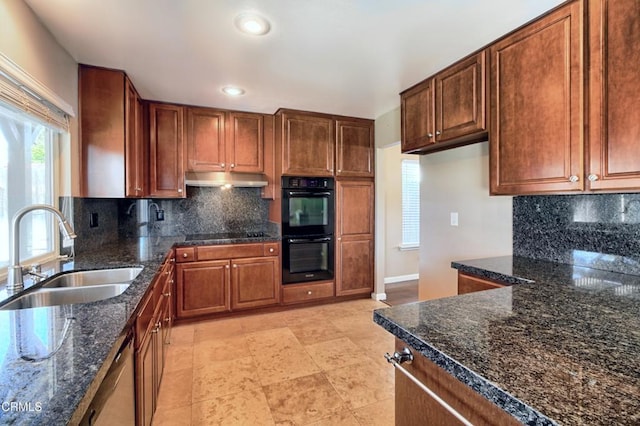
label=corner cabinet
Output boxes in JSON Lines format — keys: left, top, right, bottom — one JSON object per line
{"left": 336, "top": 180, "right": 374, "bottom": 296}
{"left": 489, "top": 0, "right": 584, "bottom": 194}
{"left": 401, "top": 51, "right": 487, "bottom": 154}
{"left": 587, "top": 0, "right": 640, "bottom": 191}
{"left": 148, "top": 102, "right": 186, "bottom": 198}
{"left": 175, "top": 242, "right": 280, "bottom": 319}
{"left": 79, "top": 65, "right": 146, "bottom": 198}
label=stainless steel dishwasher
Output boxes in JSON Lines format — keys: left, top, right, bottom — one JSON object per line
{"left": 80, "top": 331, "right": 135, "bottom": 425}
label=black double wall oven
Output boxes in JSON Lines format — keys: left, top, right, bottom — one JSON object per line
{"left": 281, "top": 176, "right": 335, "bottom": 284}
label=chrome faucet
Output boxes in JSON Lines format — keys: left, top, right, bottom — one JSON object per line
{"left": 7, "top": 204, "right": 77, "bottom": 294}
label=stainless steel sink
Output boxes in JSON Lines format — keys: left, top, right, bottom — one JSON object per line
{"left": 0, "top": 284, "right": 130, "bottom": 310}
{"left": 40, "top": 267, "right": 143, "bottom": 289}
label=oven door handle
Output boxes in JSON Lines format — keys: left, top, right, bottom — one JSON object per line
{"left": 287, "top": 237, "right": 332, "bottom": 244}
{"left": 287, "top": 191, "right": 332, "bottom": 197}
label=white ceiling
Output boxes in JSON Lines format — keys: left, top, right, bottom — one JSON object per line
{"left": 25, "top": 0, "right": 565, "bottom": 119}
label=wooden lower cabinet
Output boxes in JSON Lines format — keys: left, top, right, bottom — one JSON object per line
{"left": 176, "top": 260, "right": 230, "bottom": 318}
{"left": 394, "top": 339, "right": 519, "bottom": 426}
{"left": 336, "top": 237, "right": 373, "bottom": 296}
{"left": 458, "top": 272, "right": 505, "bottom": 295}
{"left": 281, "top": 281, "right": 335, "bottom": 305}
{"left": 175, "top": 243, "right": 280, "bottom": 319}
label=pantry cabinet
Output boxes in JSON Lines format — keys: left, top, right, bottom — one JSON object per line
{"left": 587, "top": 0, "right": 640, "bottom": 191}
{"left": 489, "top": 0, "right": 584, "bottom": 194}
{"left": 401, "top": 52, "right": 487, "bottom": 154}
{"left": 79, "top": 65, "right": 146, "bottom": 198}
{"left": 148, "top": 102, "right": 185, "bottom": 198}
{"left": 336, "top": 180, "right": 374, "bottom": 296}
{"left": 175, "top": 242, "right": 280, "bottom": 319}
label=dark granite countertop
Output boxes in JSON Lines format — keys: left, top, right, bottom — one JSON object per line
{"left": 374, "top": 256, "right": 640, "bottom": 426}
{"left": 0, "top": 233, "right": 280, "bottom": 425}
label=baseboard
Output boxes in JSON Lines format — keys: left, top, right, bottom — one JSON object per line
{"left": 371, "top": 292, "right": 387, "bottom": 301}
{"left": 384, "top": 274, "right": 419, "bottom": 284}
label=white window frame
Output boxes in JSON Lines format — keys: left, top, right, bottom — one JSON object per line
{"left": 400, "top": 158, "right": 420, "bottom": 250}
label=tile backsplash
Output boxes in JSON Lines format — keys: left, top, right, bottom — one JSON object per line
{"left": 65, "top": 186, "right": 274, "bottom": 254}
{"left": 513, "top": 194, "right": 640, "bottom": 275}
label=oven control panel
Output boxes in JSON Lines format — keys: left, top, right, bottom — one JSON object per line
{"left": 282, "top": 176, "right": 334, "bottom": 189}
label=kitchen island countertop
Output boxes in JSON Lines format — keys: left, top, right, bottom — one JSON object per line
{"left": 0, "top": 232, "right": 279, "bottom": 425}
{"left": 374, "top": 256, "right": 640, "bottom": 425}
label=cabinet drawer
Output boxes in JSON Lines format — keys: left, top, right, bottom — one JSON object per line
{"left": 176, "top": 247, "right": 196, "bottom": 262}
{"left": 282, "top": 281, "right": 334, "bottom": 305}
{"left": 196, "top": 243, "right": 264, "bottom": 261}
{"left": 263, "top": 242, "right": 279, "bottom": 257}
{"left": 458, "top": 272, "right": 505, "bottom": 295}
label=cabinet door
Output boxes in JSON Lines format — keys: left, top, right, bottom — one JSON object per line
{"left": 489, "top": 0, "right": 583, "bottom": 195}
{"left": 336, "top": 119, "right": 374, "bottom": 177}
{"left": 125, "top": 79, "right": 146, "bottom": 198}
{"left": 435, "top": 51, "right": 486, "bottom": 143}
{"left": 186, "top": 107, "right": 226, "bottom": 172}
{"left": 231, "top": 256, "right": 279, "bottom": 310}
{"left": 149, "top": 103, "right": 185, "bottom": 197}
{"left": 280, "top": 112, "right": 335, "bottom": 176}
{"left": 588, "top": 0, "right": 640, "bottom": 191}
{"left": 336, "top": 237, "right": 373, "bottom": 296}
{"left": 227, "top": 112, "right": 264, "bottom": 173}
{"left": 401, "top": 79, "right": 435, "bottom": 153}
{"left": 136, "top": 331, "right": 155, "bottom": 426}
{"left": 176, "top": 260, "right": 230, "bottom": 318}
{"left": 336, "top": 180, "right": 374, "bottom": 296}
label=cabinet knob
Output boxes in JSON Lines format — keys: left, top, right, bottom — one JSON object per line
{"left": 136, "top": 187, "right": 142, "bottom": 191}
{"left": 269, "top": 248, "right": 274, "bottom": 253}
{"left": 183, "top": 253, "right": 188, "bottom": 258}
{"left": 177, "top": 188, "right": 183, "bottom": 193}
{"left": 221, "top": 163, "right": 226, "bottom": 168}
{"left": 307, "top": 291, "right": 312, "bottom": 295}
{"left": 435, "top": 130, "right": 441, "bottom": 136}
{"left": 163, "top": 292, "right": 171, "bottom": 297}
{"left": 230, "top": 163, "right": 235, "bottom": 168}
{"left": 233, "top": 264, "right": 237, "bottom": 268}
{"left": 569, "top": 175, "right": 579, "bottom": 183}
{"left": 427, "top": 133, "right": 433, "bottom": 138}
{"left": 225, "top": 264, "right": 230, "bottom": 269}
{"left": 588, "top": 174, "right": 599, "bottom": 182}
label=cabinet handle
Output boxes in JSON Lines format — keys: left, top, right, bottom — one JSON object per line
{"left": 588, "top": 174, "right": 599, "bottom": 182}
{"left": 385, "top": 348, "right": 474, "bottom": 426}
{"left": 435, "top": 130, "right": 441, "bottom": 136}
{"left": 569, "top": 175, "right": 579, "bottom": 183}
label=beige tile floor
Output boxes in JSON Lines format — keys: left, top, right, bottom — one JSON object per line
{"left": 153, "top": 298, "right": 396, "bottom": 426}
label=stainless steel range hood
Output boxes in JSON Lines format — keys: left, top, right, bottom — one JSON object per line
{"left": 184, "top": 171, "right": 268, "bottom": 188}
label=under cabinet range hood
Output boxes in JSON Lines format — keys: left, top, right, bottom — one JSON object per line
{"left": 184, "top": 172, "right": 268, "bottom": 188}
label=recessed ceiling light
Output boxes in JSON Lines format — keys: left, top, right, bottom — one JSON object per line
{"left": 234, "top": 13, "right": 271, "bottom": 36}
{"left": 222, "top": 86, "right": 245, "bottom": 96}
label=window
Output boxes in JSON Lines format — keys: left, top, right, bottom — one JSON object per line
{"left": 0, "top": 105, "right": 58, "bottom": 269}
{"left": 401, "top": 159, "right": 420, "bottom": 249}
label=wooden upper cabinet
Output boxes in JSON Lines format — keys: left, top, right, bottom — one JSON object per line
{"left": 401, "top": 79, "right": 435, "bottom": 153}
{"left": 489, "top": 0, "right": 584, "bottom": 195}
{"left": 79, "top": 65, "right": 146, "bottom": 198}
{"left": 278, "top": 110, "right": 335, "bottom": 177}
{"left": 186, "top": 107, "right": 226, "bottom": 171}
{"left": 587, "top": 0, "right": 640, "bottom": 191}
{"left": 401, "top": 51, "right": 487, "bottom": 154}
{"left": 227, "top": 112, "right": 264, "bottom": 173}
{"left": 336, "top": 118, "right": 374, "bottom": 177}
{"left": 435, "top": 52, "right": 486, "bottom": 143}
{"left": 149, "top": 103, "right": 185, "bottom": 198}
{"left": 186, "top": 108, "right": 265, "bottom": 174}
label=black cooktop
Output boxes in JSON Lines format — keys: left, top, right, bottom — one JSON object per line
{"left": 184, "top": 231, "right": 265, "bottom": 241}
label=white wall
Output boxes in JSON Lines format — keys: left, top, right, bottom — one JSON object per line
{"left": 419, "top": 142, "right": 512, "bottom": 300}
{"left": 0, "top": 0, "right": 78, "bottom": 195}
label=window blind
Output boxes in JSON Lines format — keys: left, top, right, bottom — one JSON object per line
{"left": 401, "top": 159, "right": 420, "bottom": 246}
{"left": 0, "top": 54, "right": 72, "bottom": 132}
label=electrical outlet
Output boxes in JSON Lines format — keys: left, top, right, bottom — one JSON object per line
{"left": 90, "top": 212, "right": 99, "bottom": 228}
{"left": 450, "top": 212, "right": 459, "bottom": 227}
{"left": 156, "top": 209, "right": 165, "bottom": 221}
